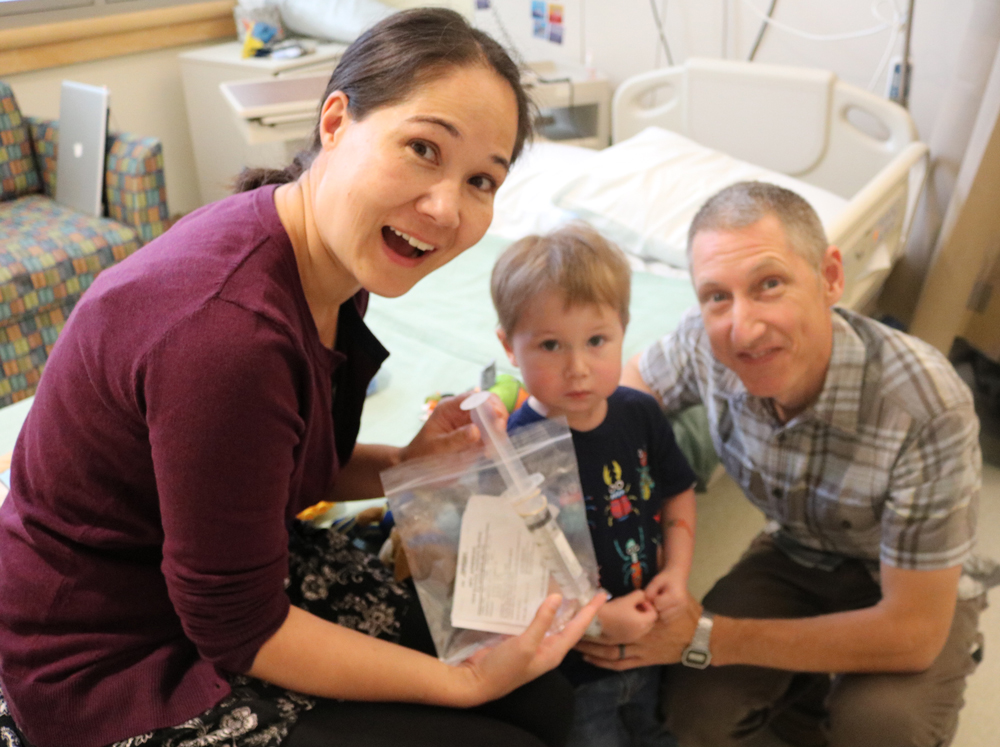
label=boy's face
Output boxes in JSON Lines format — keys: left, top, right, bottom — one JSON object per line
{"left": 499, "top": 288, "right": 624, "bottom": 432}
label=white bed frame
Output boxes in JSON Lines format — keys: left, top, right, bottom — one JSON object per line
{"left": 612, "top": 58, "right": 929, "bottom": 311}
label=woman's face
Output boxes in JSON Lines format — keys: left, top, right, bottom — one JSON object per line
{"left": 309, "top": 64, "right": 519, "bottom": 298}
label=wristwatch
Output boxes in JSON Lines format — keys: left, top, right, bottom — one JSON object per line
{"left": 681, "top": 610, "right": 714, "bottom": 669}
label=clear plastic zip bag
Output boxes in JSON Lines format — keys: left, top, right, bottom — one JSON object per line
{"left": 381, "top": 415, "right": 599, "bottom": 664}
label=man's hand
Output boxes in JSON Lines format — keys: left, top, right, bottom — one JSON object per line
{"left": 588, "top": 590, "right": 658, "bottom": 644}
{"left": 576, "top": 592, "right": 701, "bottom": 671}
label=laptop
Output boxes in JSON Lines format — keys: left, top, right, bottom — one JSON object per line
{"left": 55, "top": 81, "right": 109, "bottom": 218}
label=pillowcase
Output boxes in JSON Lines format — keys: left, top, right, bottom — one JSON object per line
{"left": 276, "top": 0, "right": 393, "bottom": 43}
{"left": 489, "top": 140, "right": 597, "bottom": 240}
{"left": 552, "top": 127, "right": 847, "bottom": 269}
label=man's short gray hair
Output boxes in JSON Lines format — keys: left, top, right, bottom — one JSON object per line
{"left": 687, "top": 181, "right": 829, "bottom": 269}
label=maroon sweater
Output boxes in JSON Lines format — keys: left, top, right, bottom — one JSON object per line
{"left": 0, "top": 186, "right": 386, "bottom": 747}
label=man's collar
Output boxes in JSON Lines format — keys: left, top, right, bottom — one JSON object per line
{"left": 806, "top": 310, "right": 866, "bottom": 434}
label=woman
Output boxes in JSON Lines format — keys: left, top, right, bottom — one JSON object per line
{"left": 0, "top": 9, "right": 602, "bottom": 747}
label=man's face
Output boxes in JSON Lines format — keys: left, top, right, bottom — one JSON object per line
{"left": 690, "top": 214, "right": 844, "bottom": 422}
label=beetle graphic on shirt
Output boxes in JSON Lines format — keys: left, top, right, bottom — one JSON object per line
{"left": 636, "top": 448, "right": 655, "bottom": 502}
{"left": 601, "top": 460, "right": 640, "bottom": 525}
{"left": 614, "top": 526, "right": 650, "bottom": 589}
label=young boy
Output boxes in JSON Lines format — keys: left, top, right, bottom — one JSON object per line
{"left": 491, "top": 223, "right": 698, "bottom": 747}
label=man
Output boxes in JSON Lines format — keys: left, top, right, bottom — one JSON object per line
{"left": 580, "top": 181, "right": 984, "bottom": 747}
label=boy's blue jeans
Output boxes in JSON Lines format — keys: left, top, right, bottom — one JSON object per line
{"left": 566, "top": 666, "right": 678, "bottom": 747}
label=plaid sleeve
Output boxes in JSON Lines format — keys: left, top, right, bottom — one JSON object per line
{"left": 881, "top": 402, "right": 981, "bottom": 570}
{"left": 638, "top": 306, "right": 706, "bottom": 416}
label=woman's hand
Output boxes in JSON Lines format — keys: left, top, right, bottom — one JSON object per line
{"left": 400, "top": 392, "right": 507, "bottom": 462}
{"left": 588, "top": 590, "right": 658, "bottom": 644}
{"left": 449, "top": 591, "right": 606, "bottom": 707}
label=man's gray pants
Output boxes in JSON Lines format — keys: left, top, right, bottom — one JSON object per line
{"left": 662, "top": 534, "right": 985, "bottom": 747}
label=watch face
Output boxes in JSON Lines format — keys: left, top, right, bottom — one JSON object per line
{"left": 682, "top": 648, "right": 711, "bottom": 669}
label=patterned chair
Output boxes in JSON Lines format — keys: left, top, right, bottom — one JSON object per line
{"left": 0, "top": 81, "right": 169, "bottom": 407}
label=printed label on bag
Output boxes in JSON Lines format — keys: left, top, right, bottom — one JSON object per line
{"left": 451, "top": 494, "right": 551, "bottom": 635}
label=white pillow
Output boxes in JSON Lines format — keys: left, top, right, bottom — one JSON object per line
{"left": 489, "top": 140, "right": 598, "bottom": 240}
{"left": 276, "top": 0, "right": 394, "bottom": 43}
{"left": 551, "top": 127, "right": 847, "bottom": 269}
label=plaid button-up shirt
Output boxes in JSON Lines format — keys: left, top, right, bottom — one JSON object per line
{"left": 641, "top": 306, "right": 980, "bottom": 573}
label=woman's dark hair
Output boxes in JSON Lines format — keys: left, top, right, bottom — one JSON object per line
{"left": 235, "top": 8, "right": 531, "bottom": 192}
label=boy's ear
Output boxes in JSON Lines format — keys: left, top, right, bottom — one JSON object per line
{"left": 497, "top": 328, "right": 518, "bottom": 367}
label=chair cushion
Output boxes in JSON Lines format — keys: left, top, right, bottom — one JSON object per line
{"left": 0, "top": 297, "right": 77, "bottom": 406}
{"left": 0, "top": 194, "right": 141, "bottom": 326}
{"left": 0, "top": 82, "right": 41, "bottom": 200}
{"left": 27, "top": 117, "right": 57, "bottom": 197}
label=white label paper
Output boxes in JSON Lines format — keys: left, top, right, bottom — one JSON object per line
{"left": 451, "top": 494, "right": 551, "bottom": 635}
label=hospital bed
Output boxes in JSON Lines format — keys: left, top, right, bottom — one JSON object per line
{"left": 356, "top": 57, "right": 929, "bottom": 470}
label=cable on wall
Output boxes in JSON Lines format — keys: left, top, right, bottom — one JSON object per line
{"left": 738, "top": 0, "right": 899, "bottom": 42}
{"left": 738, "top": 0, "right": 907, "bottom": 99}
{"left": 867, "top": 4, "right": 904, "bottom": 93}
{"left": 489, "top": 2, "right": 526, "bottom": 68}
{"left": 895, "top": 0, "right": 915, "bottom": 107}
{"left": 747, "top": 0, "right": 778, "bottom": 60}
{"left": 648, "top": 0, "right": 674, "bottom": 66}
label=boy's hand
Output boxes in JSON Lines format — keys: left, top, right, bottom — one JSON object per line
{"left": 584, "top": 590, "right": 658, "bottom": 644}
{"left": 645, "top": 567, "right": 689, "bottom": 621}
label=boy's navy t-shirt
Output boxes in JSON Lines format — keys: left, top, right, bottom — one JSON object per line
{"left": 508, "top": 386, "right": 697, "bottom": 684}
{"left": 508, "top": 386, "right": 696, "bottom": 597}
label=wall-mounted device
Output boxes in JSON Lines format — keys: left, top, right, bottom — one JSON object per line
{"left": 523, "top": 60, "right": 611, "bottom": 149}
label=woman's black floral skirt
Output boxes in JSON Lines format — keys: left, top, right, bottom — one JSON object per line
{"left": 0, "top": 520, "right": 416, "bottom": 747}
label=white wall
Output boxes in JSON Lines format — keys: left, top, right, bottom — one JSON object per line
{"left": 474, "top": 0, "right": 975, "bottom": 145}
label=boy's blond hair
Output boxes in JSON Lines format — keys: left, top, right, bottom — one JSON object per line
{"left": 490, "top": 222, "right": 631, "bottom": 335}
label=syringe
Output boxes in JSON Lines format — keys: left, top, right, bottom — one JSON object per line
{"left": 461, "top": 391, "right": 595, "bottom": 607}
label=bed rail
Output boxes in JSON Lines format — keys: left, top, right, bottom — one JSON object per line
{"left": 611, "top": 57, "right": 928, "bottom": 313}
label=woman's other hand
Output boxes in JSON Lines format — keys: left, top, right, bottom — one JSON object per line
{"left": 400, "top": 391, "right": 507, "bottom": 462}
{"left": 450, "top": 591, "right": 606, "bottom": 706}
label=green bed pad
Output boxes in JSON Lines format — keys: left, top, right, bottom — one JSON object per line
{"left": 358, "top": 232, "right": 719, "bottom": 488}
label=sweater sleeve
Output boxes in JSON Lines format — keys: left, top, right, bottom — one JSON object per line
{"left": 143, "top": 300, "right": 309, "bottom": 674}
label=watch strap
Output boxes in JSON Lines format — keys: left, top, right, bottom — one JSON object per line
{"left": 681, "top": 610, "right": 714, "bottom": 669}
